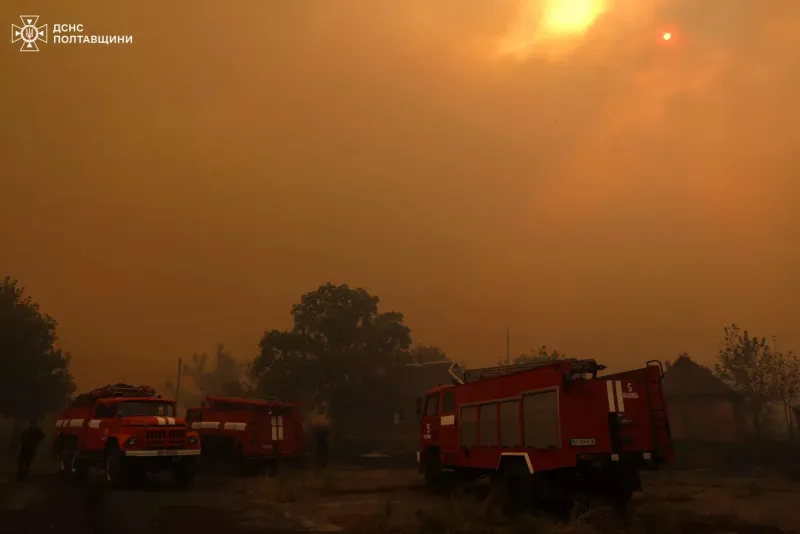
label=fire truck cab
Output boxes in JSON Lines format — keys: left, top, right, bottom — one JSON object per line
{"left": 186, "top": 396, "right": 308, "bottom": 476}
{"left": 53, "top": 383, "right": 201, "bottom": 488}
{"left": 416, "top": 359, "right": 673, "bottom": 508}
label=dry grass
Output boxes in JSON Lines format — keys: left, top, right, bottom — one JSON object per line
{"left": 250, "top": 463, "right": 343, "bottom": 504}
{"left": 257, "top": 473, "right": 299, "bottom": 503}
{"left": 245, "top": 466, "right": 794, "bottom": 534}
{"left": 408, "top": 492, "right": 789, "bottom": 534}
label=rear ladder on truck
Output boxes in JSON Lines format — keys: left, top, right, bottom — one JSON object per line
{"left": 644, "top": 360, "right": 673, "bottom": 464}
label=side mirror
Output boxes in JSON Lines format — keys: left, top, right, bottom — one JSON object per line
{"left": 416, "top": 397, "right": 422, "bottom": 419}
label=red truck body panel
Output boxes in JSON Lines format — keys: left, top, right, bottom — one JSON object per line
{"left": 419, "top": 359, "right": 672, "bottom": 475}
{"left": 187, "top": 396, "right": 308, "bottom": 459}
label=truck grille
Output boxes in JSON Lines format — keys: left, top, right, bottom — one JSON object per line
{"left": 146, "top": 429, "right": 185, "bottom": 446}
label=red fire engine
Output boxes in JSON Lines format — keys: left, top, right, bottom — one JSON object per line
{"left": 186, "top": 396, "right": 308, "bottom": 476}
{"left": 53, "top": 384, "right": 201, "bottom": 488}
{"left": 416, "top": 359, "right": 672, "bottom": 507}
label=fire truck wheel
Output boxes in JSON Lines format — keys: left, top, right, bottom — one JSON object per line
{"left": 60, "top": 443, "right": 82, "bottom": 481}
{"left": 59, "top": 451, "right": 73, "bottom": 477}
{"left": 494, "top": 462, "right": 533, "bottom": 517}
{"left": 104, "top": 445, "right": 126, "bottom": 488}
{"left": 606, "top": 466, "right": 637, "bottom": 508}
{"left": 422, "top": 449, "right": 449, "bottom": 492}
{"left": 609, "top": 482, "right": 633, "bottom": 508}
{"left": 614, "top": 487, "right": 633, "bottom": 508}
{"left": 199, "top": 452, "right": 216, "bottom": 473}
{"left": 70, "top": 453, "right": 88, "bottom": 481}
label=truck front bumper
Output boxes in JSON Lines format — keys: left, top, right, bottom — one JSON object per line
{"left": 124, "top": 449, "right": 201, "bottom": 457}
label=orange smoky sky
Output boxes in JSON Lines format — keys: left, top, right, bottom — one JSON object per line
{"left": 1, "top": 0, "right": 798, "bottom": 390}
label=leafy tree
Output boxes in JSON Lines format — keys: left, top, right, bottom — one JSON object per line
{"left": 499, "top": 345, "right": 566, "bottom": 366}
{"left": 183, "top": 343, "right": 248, "bottom": 399}
{"left": 768, "top": 346, "right": 800, "bottom": 440}
{"left": 0, "top": 277, "right": 75, "bottom": 444}
{"left": 714, "top": 324, "right": 777, "bottom": 436}
{"left": 250, "top": 283, "right": 412, "bottom": 423}
{"left": 410, "top": 344, "right": 449, "bottom": 363}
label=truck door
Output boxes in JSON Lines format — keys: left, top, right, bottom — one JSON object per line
{"left": 254, "top": 410, "right": 272, "bottom": 450}
{"left": 421, "top": 393, "right": 440, "bottom": 449}
{"left": 270, "top": 414, "right": 284, "bottom": 453}
{"left": 275, "top": 407, "right": 303, "bottom": 454}
{"left": 439, "top": 390, "right": 457, "bottom": 465}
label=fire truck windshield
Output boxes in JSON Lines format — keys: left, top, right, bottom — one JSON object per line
{"left": 117, "top": 401, "right": 176, "bottom": 417}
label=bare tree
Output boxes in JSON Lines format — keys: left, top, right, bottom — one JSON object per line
{"left": 184, "top": 343, "right": 248, "bottom": 399}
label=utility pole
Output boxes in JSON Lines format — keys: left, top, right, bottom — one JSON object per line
{"left": 175, "top": 357, "right": 183, "bottom": 407}
{"left": 506, "top": 328, "right": 510, "bottom": 365}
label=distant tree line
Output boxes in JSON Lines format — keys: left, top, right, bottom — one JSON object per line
{"left": 163, "top": 287, "right": 800, "bottom": 440}
{"left": 4, "top": 271, "right": 799, "bottom": 444}
{"left": 497, "top": 345, "right": 567, "bottom": 367}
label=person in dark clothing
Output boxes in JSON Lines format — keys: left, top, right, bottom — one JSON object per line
{"left": 314, "top": 425, "right": 330, "bottom": 470}
{"left": 17, "top": 420, "right": 45, "bottom": 480}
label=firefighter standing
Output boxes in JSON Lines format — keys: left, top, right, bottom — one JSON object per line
{"left": 314, "top": 425, "right": 329, "bottom": 469}
{"left": 17, "top": 419, "right": 45, "bottom": 480}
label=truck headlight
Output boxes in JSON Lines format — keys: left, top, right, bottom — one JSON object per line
{"left": 127, "top": 437, "right": 136, "bottom": 446}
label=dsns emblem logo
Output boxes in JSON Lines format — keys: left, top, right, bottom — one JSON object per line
{"left": 11, "top": 15, "right": 48, "bottom": 52}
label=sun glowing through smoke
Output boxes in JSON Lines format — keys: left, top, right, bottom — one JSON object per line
{"left": 497, "top": 0, "right": 610, "bottom": 60}
{"left": 542, "top": 0, "right": 607, "bottom": 34}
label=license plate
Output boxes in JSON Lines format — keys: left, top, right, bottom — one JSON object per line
{"left": 570, "top": 438, "right": 596, "bottom": 447}
{"left": 157, "top": 450, "right": 178, "bottom": 456}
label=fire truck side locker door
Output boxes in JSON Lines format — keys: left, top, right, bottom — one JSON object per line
{"left": 439, "top": 390, "right": 457, "bottom": 465}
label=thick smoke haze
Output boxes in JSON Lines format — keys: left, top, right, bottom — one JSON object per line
{"left": 2, "top": 1, "right": 798, "bottom": 389}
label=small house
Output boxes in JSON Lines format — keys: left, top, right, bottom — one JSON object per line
{"left": 662, "top": 355, "right": 748, "bottom": 441}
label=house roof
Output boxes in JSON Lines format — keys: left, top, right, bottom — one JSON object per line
{"left": 663, "top": 356, "right": 738, "bottom": 397}
{"left": 662, "top": 356, "right": 737, "bottom": 397}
